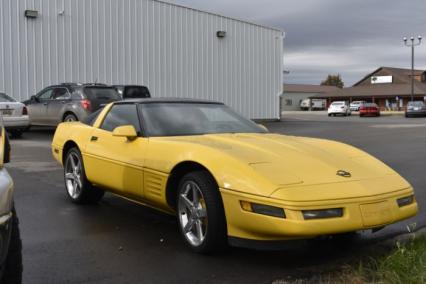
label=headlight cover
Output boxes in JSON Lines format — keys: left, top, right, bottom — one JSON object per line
{"left": 302, "top": 208, "right": 343, "bottom": 220}
{"left": 240, "top": 201, "right": 286, "bottom": 218}
{"left": 397, "top": 195, "right": 414, "bottom": 207}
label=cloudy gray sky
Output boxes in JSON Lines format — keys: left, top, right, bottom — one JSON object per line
{"left": 167, "top": 0, "right": 426, "bottom": 86}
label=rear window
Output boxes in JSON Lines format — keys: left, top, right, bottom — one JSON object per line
{"left": 124, "top": 86, "right": 150, "bottom": 99}
{"left": 84, "top": 87, "right": 121, "bottom": 101}
{"left": 331, "top": 102, "right": 344, "bottom": 106}
{"left": 0, "top": 93, "right": 16, "bottom": 102}
{"left": 363, "top": 103, "right": 378, "bottom": 107}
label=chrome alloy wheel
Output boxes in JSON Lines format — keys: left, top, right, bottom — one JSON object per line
{"left": 178, "top": 181, "right": 208, "bottom": 247}
{"left": 64, "top": 152, "right": 83, "bottom": 199}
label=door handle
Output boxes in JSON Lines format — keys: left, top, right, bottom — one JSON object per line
{"left": 61, "top": 101, "right": 66, "bottom": 104}
{"left": 43, "top": 102, "right": 48, "bottom": 106}
{"left": 90, "top": 136, "right": 98, "bottom": 142}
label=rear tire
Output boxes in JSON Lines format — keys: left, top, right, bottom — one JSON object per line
{"left": 64, "top": 147, "right": 104, "bottom": 204}
{"left": 1, "top": 206, "right": 23, "bottom": 284}
{"left": 63, "top": 113, "right": 78, "bottom": 122}
{"left": 176, "top": 171, "right": 227, "bottom": 254}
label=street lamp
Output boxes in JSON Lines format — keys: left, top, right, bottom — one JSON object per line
{"left": 403, "top": 35, "right": 422, "bottom": 102}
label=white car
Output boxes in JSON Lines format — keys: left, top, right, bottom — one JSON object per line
{"left": 328, "top": 101, "right": 351, "bottom": 116}
{"left": 350, "top": 101, "right": 366, "bottom": 111}
{"left": 0, "top": 93, "right": 29, "bottom": 138}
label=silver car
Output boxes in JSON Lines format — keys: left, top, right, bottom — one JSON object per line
{"left": 0, "top": 118, "right": 22, "bottom": 283}
{"left": 405, "top": 101, "right": 426, "bottom": 117}
{"left": 24, "top": 83, "right": 121, "bottom": 126}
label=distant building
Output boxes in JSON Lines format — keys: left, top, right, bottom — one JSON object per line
{"left": 281, "top": 84, "right": 340, "bottom": 111}
{"left": 312, "top": 67, "right": 426, "bottom": 110}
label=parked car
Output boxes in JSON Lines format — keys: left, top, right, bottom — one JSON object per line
{"left": 359, "top": 103, "right": 380, "bottom": 117}
{"left": 0, "top": 119, "right": 22, "bottom": 283}
{"left": 52, "top": 98, "right": 417, "bottom": 253}
{"left": 300, "top": 99, "right": 326, "bottom": 111}
{"left": 328, "top": 101, "right": 351, "bottom": 116}
{"left": 24, "top": 83, "right": 121, "bottom": 126}
{"left": 0, "top": 93, "right": 29, "bottom": 138}
{"left": 113, "top": 85, "right": 151, "bottom": 100}
{"left": 349, "top": 100, "right": 366, "bottom": 111}
{"left": 405, "top": 101, "right": 426, "bottom": 117}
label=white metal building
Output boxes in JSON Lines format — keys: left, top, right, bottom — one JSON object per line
{"left": 0, "top": 0, "right": 284, "bottom": 119}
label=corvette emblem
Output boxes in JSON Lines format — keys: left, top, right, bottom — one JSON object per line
{"left": 336, "top": 170, "right": 351, "bottom": 178}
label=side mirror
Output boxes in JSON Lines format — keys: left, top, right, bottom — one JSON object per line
{"left": 112, "top": 125, "right": 138, "bottom": 140}
{"left": 257, "top": 124, "right": 268, "bottom": 132}
{"left": 30, "top": 95, "right": 39, "bottom": 103}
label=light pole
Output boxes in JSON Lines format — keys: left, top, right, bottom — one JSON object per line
{"left": 403, "top": 36, "right": 422, "bottom": 102}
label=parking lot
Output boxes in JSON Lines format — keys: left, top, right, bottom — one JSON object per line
{"left": 9, "top": 113, "right": 426, "bottom": 283}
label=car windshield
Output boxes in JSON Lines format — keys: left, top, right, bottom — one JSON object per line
{"left": 0, "top": 93, "right": 16, "bottom": 102}
{"left": 139, "top": 103, "right": 266, "bottom": 137}
{"left": 408, "top": 101, "right": 424, "bottom": 107}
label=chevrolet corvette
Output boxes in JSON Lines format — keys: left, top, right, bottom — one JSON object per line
{"left": 51, "top": 99, "right": 417, "bottom": 253}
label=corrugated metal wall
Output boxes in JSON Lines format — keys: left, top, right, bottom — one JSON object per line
{"left": 0, "top": 0, "right": 283, "bottom": 119}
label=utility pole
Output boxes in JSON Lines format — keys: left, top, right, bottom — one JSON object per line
{"left": 403, "top": 36, "right": 422, "bottom": 102}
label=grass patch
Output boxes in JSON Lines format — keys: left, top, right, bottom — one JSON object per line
{"left": 341, "top": 235, "right": 426, "bottom": 284}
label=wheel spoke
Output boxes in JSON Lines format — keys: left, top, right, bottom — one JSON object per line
{"left": 65, "top": 173, "right": 75, "bottom": 180}
{"left": 180, "top": 194, "right": 193, "bottom": 209}
{"left": 74, "top": 159, "right": 81, "bottom": 174}
{"left": 75, "top": 176, "right": 82, "bottom": 189}
{"left": 195, "top": 220, "right": 203, "bottom": 240}
{"left": 183, "top": 218, "right": 195, "bottom": 233}
{"left": 71, "top": 180, "right": 77, "bottom": 197}
{"left": 69, "top": 155, "right": 76, "bottom": 170}
{"left": 198, "top": 208, "right": 207, "bottom": 218}
{"left": 192, "top": 185, "right": 199, "bottom": 206}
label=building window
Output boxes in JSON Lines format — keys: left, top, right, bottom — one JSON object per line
{"left": 285, "top": 99, "right": 292, "bottom": 106}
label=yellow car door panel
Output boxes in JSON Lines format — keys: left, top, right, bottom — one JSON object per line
{"left": 84, "top": 128, "right": 146, "bottom": 199}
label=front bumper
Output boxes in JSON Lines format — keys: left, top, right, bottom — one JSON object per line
{"left": 220, "top": 187, "right": 417, "bottom": 241}
{"left": 406, "top": 110, "right": 426, "bottom": 117}
{"left": 3, "top": 116, "right": 30, "bottom": 129}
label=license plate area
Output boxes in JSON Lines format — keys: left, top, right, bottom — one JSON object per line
{"left": 0, "top": 109, "right": 13, "bottom": 115}
{"left": 360, "top": 201, "right": 393, "bottom": 227}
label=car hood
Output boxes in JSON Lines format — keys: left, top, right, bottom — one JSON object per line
{"left": 164, "top": 133, "right": 399, "bottom": 193}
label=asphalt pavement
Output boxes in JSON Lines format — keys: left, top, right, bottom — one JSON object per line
{"left": 8, "top": 113, "right": 426, "bottom": 283}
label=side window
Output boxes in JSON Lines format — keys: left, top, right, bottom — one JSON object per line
{"left": 52, "top": 88, "right": 70, "bottom": 100}
{"left": 37, "top": 89, "right": 54, "bottom": 100}
{"left": 100, "top": 104, "right": 141, "bottom": 134}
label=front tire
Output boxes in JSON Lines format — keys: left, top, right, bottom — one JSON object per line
{"left": 64, "top": 147, "right": 104, "bottom": 204}
{"left": 176, "top": 171, "right": 227, "bottom": 253}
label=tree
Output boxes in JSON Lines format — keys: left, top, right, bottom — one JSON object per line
{"left": 321, "top": 74, "right": 344, "bottom": 88}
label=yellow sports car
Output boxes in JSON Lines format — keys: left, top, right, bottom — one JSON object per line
{"left": 51, "top": 99, "right": 417, "bottom": 253}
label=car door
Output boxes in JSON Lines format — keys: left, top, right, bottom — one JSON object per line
{"left": 46, "top": 87, "right": 71, "bottom": 125}
{"left": 84, "top": 103, "right": 146, "bottom": 199}
{"left": 27, "top": 88, "right": 54, "bottom": 125}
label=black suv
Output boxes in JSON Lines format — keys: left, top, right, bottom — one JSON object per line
{"left": 24, "top": 83, "right": 121, "bottom": 126}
